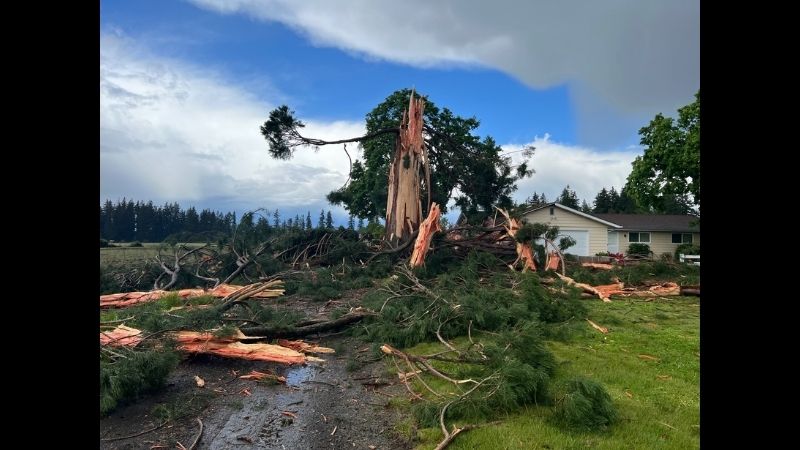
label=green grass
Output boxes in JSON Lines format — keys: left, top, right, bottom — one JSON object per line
{"left": 100, "top": 242, "right": 209, "bottom": 267}
{"left": 406, "top": 296, "right": 700, "bottom": 449}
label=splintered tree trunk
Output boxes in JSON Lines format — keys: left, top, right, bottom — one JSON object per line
{"left": 385, "top": 92, "right": 427, "bottom": 245}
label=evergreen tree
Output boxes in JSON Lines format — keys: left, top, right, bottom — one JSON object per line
{"left": 318, "top": 210, "right": 325, "bottom": 229}
{"left": 357, "top": 217, "right": 364, "bottom": 230}
{"left": 325, "top": 211, "right": 333, "bottom": 229}
{"left": 255, "top": 216, "right": 270, "bottom": 239}
{"left": 524, "top": 192, "right": 541, "bottom": 206}
{"left": 348, "top": 214, "right": 355, "bottom": 230}
{"left": 306, "top": 211, "right": 313, "bottom": 230}
{"left": 608, "top": 187, "right": 621, "bottom": 213}
{"left": 617, "top": 187, "right": 638, "bottom": 213}
{"left": 556, "top": 185, "right": 579, "bottom": 208}
{"left": 593, "top": 188, "right": 611, "bottom": 213}
{"left": 185, "top": 207, "right": 199, "bottom": 233}
{"left": 273, "top": 209, "right": 280, "bottom": 228}
{"left": 580, "top": 200, "right": 592, "bottom": 213}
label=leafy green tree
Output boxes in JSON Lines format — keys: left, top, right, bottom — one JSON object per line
{"left": 260, "top": 88, "right": 533, "bottom": 234}
{"left": 659, "top": 193, "right": 695, "bottom": 215}
{"left": 625, "top": 91, "right": 700, "bottom": 213}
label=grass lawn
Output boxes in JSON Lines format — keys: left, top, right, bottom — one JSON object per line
{"left": 406, "top": 296, "right": 700, "bottom": 449}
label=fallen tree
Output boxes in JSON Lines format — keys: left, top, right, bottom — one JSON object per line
{"left": 100, "top": 281, "right": 285, "bottom": 309}
{"left": 240, "top": 308, "right": 376, "bottom": 338}
{"left": 100, "top": 325, "right": 332, "bottom": 365}
{"left": 175, "top": 330, "right": 318, "bottom": 365}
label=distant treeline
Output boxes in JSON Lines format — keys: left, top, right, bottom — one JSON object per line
{"left": 100, "top": 199, "right": 352, "bottom": 242}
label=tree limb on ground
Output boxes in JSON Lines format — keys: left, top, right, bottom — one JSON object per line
{"left": 240, "top": 309, "right": 376, "bottom": 338}
{"left": 100, "top": 282, "right": 284, "bottom": 309}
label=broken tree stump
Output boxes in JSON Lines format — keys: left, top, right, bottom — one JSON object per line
{"left": 385, "top": 91, "right": 428, "bottom": 245}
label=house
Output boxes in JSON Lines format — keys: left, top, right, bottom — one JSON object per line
{"left": 518, "top": 202, "right": 700, "bottom": 257}
{"left": 593, "top": 212, "right": 700, "bottom": 257}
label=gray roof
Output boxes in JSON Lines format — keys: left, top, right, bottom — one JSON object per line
{"left": 519, "top": 202, "right": 622, "bottom": 228}
{"left": 592, "top": 213, "right": 700, "bottom": 233}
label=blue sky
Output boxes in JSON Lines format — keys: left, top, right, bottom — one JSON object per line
{"left": 100, "top": 0, "right": 699, "bottom": 225}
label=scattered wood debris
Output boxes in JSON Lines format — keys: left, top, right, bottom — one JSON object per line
{"left": 556, "top": 273, "right": 617, "bottom": 302}
{"left": 581, "top": 263, "right": 614, "bottom": 270}
{"left": 239, "top": 370, "right": 287, "bottom": 384}
{"left": 276, "top": 339, "right": 336, "bottom": 354}
{"left": 100, "top": 325, "right": 143, "bottom": 347}
{"left": 586, "top": 319, "right": 609, "bottom": 334}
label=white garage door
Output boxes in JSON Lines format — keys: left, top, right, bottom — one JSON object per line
{"left": 537, "top": 230, "right": 590, "bottom": 256}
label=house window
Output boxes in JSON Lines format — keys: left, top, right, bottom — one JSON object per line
{"left": 549, "top": 207, "right": 554, "bottom": 216}
{"left": 672, "top": 233, "right": 693, "bottom": 244}
{"left": 629, "top": 232, "right": 651, "bottom": 243}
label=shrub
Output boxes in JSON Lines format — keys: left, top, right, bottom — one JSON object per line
{"left": 554, "top": 377, "right": 617, "bottom": 430}
{"left": 627, "top": 243, "right": 651, "bottom": 256}
{"left": 100, "top": 238, "right": 109, "bottom": 248}
{"left": 675, "top": 243, "right": 700, "bottom": 261}
{"left": 100, "top": 349, "right": 180, "bottom": 415}
{"left": 129, "top": 241, "right": 144, "bottom": 247}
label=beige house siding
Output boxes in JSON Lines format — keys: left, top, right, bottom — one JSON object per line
{"left": 616, "top": 231, "right": 701, "bottom": 256}
{"left": 521, "top": 207, "right": 610, "bottom": 255}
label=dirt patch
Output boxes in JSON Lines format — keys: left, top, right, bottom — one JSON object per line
{"left": 100, "top": 292, "right": 413, "bottom": 449}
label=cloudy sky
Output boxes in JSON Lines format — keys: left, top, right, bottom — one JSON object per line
{"left": 100, "top": 0, "right": 699, "bottom": 225}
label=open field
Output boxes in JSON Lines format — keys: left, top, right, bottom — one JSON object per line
{"left": 100, "top": 243, "right": 210, "bottom": 267}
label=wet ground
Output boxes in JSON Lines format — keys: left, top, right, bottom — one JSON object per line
{"left": 100, "top": 294, "right": 412, "bottom": 449}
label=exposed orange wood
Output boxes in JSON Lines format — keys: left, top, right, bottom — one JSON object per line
{"left": 409, "top": 202, "right": 442, "bottom": 268}
{"left": 385, "top": 91, "right": 427, "bottom": 244}
{"left": 99, "top": 325, "right": 143, "bottom": 347}
{"left": 175, "top": 331, "right": 306, "bottom": 365}
{"left": 495, "top": 208, "right": 536, "bottom": 272}
{"left": 100, "top": 283, "right": 284, "bottom": 309}
{"left": 276, "top": 339, "right": 336, "bottom": 354}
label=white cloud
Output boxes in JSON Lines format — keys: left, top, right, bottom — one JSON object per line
{"left": 188, "top": 0, "right": 699, "bottom": 146}
{"left": 100, "top": 29, "right": 642, "bottom": 226}
{"left": 100, "top": 31, "right": 365, "bottom": 220}
{"left": 504, "top": 134, "right": 640, "bottom": 206}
